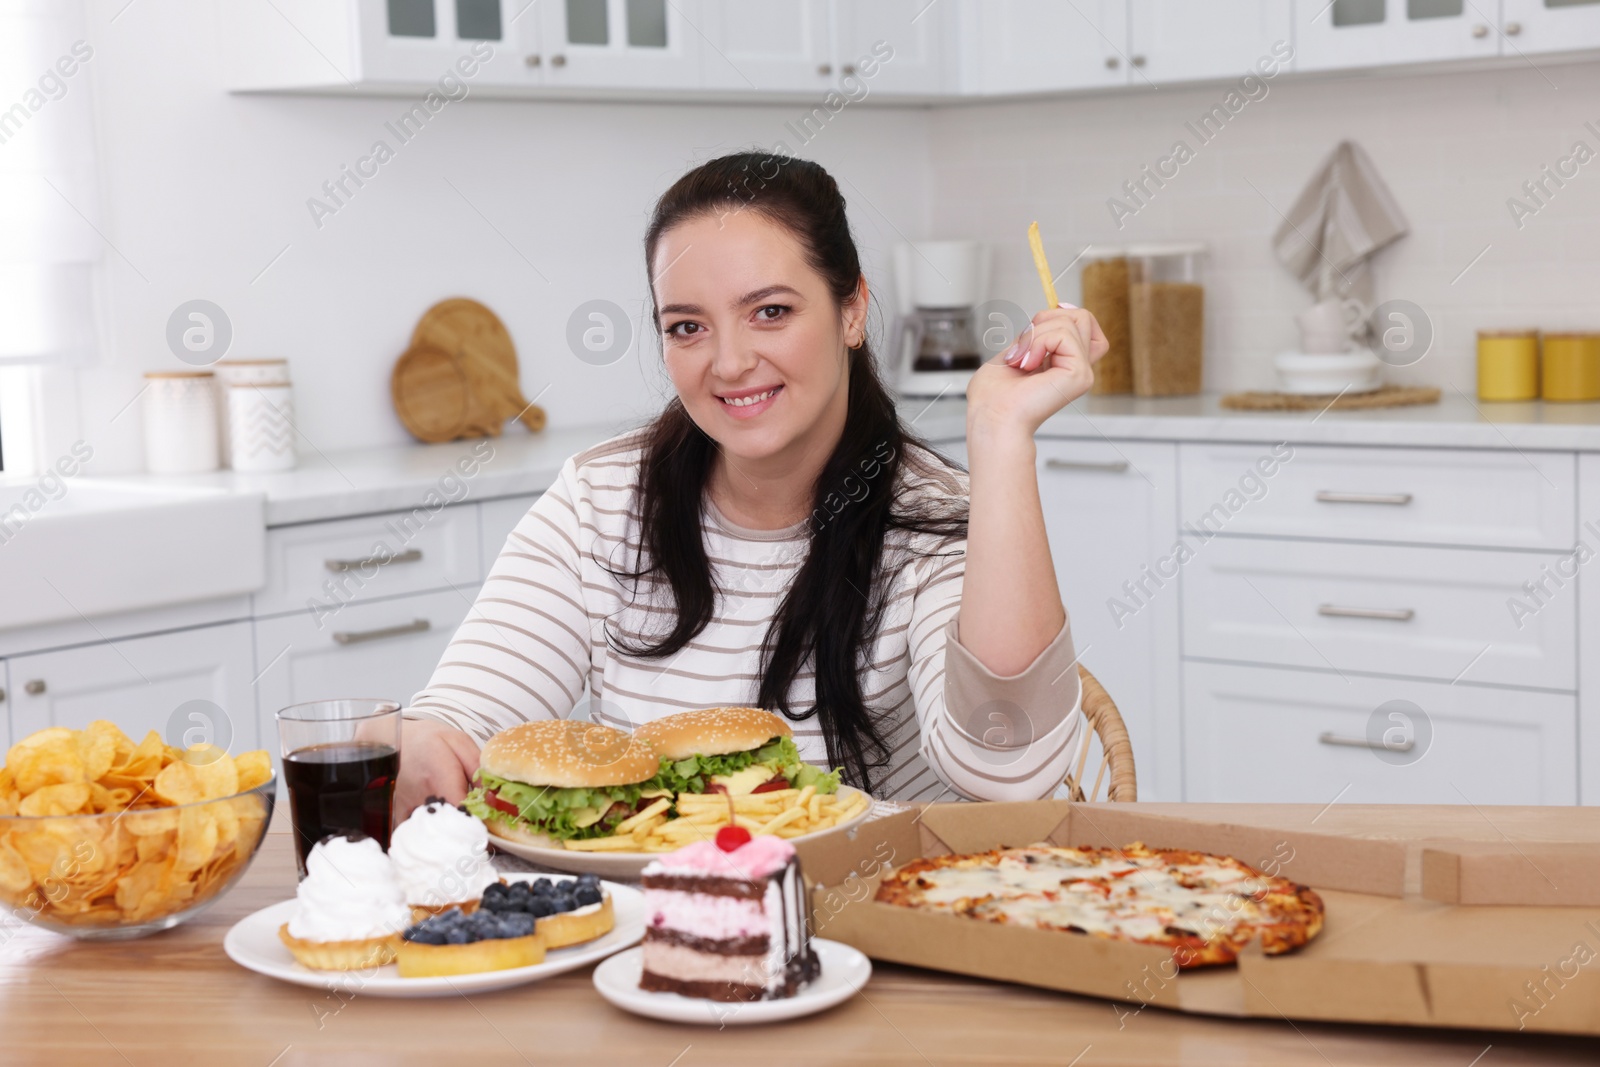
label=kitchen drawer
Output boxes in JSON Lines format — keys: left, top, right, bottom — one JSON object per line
{"left": 1183, "top": 661, "right": 1576, "bottom": 805}
{"left": 254, "top": 506, "right": 480, "bottom": 617}
{"left": 1178, "top": 443, "right": 1575, "bottom": 550}
{"left": 253, "top": 588, "right": 473, "bottom": 745}
{"left": 479, "top": 494, "right": 539, "bottom": 579}
{"left": 1183, "top": 537, "right": 1575, "bottom": 690}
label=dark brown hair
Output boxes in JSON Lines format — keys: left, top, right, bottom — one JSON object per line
{"left": 612, "top": 151, "right": 967, "bottom": 793}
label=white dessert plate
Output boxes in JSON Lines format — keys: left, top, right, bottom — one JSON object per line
{"left": 486, "top": 786, "right": 875, "bottom": 879}
{"left": 223, "top": 876, "right": 643, "bottom": 998}
{"left": 591, "top": 939, "right": 871, "bottom": 1025}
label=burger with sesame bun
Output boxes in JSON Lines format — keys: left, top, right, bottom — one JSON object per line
{"left": 635, "top": 707, "right": 842, "bottom": 798}
{"left": 463, "top": 720, "right": 664, "bottom": 847}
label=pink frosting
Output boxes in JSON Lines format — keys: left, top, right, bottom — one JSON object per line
{"left": 647, "top": 834, "right": 796, "bottom": 880}
{"left": 647, "top": 891, "right": 769, "bottom": 939}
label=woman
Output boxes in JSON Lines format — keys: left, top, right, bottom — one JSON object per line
{"left": 397, "top": 151, "right": 1107, "bottom": 812}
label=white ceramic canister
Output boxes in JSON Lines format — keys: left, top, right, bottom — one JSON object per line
{"left": 227, "top": 381, "right": 296, "bottom": 472}
{"left": 143, "top": 371, "right": 220, "bottom": 474}
{"left": 213, "top": 359, "right": 290, "bottom": 467}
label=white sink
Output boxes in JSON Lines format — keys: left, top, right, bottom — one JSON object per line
{"left": 0, "top": 480, "right": 265, "bottom": 631}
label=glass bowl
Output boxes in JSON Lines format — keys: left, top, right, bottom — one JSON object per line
{"left": 0, "top": 778, "right": 276, "bottom": 940}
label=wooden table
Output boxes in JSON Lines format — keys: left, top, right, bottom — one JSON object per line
{"left": 4, "top": 820, "right": 1598, "bottom": 1066}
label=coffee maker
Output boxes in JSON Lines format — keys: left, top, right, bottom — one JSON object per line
{"left": 887, "top": 241, "right": 992, "bottom": 398}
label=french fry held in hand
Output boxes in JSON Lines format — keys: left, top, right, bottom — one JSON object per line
{"left": 562, "top": 788, "right": 869, "bottom": 851}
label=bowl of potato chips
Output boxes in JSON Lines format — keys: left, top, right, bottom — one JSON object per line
{"left": 0, "top": 721, "right": 275, "bottom": 939}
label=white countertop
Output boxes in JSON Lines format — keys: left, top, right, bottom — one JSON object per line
{"left": 78, "top": 393, "right": 1600, "bottom": 529}
{"left": 91, "top": 422, "right": 632, "bottom": 527}
{"left": 905, "top": 392, "right": 1600, "bottom": 452}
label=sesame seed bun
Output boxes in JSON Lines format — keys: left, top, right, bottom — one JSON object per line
{"left": 633, "top": 707, "right": 792, "bottom": 762}
{"left": 478, "top": 720, "right": 659, "bottom": 788}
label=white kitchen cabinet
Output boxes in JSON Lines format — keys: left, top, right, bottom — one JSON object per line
{"left": 222, "top": 0, "right": 532, "bottom": 92}
{"left": 1034, "top": 439, "right": 1182, "bottom": 802}
{"left": 0, "top": 659, "right": 8, "bottom": 749}
{"left": 1501, "top": 0, "right": 1600, "bottom": 53}
{"left": 1294, "top": 0, "right": 1503, "bottom": 72}
{"left": 537, "top": 0, "right": 702, "bottom": 89}
{"left": 254, "top": 505, "right": 481, "bottom": 618}
{"left": 9, "top": 623, "right": 258, "bottom": 755}
{"left": 1183, "top": 537, "right": 1576, "bottom": 691}
{"left": 1579, "top": 453, "right": 1600, "bottom": 804}
{"left": 479, "top": 494, "right": 540, "bottom": 577}
{"left": 1128, "top": 0, "right": 1294, "bottom": 85}
{"left": 695, "top": 0, "right": 834, "bottom": 92}
{"left": 1184, "top": 661, "right": 1577, "bottom": 805}
{"left": 1178, "top": 443, "right": 1575, "bottom": 551}
{"left": 833, "top": 0, "right": 952, "bottom": 95}
{"left": 252, "top": 589, "right": 473, "bottom": 737}
{"left": 960, "top": 0, "right": 1132, "bottom": 94}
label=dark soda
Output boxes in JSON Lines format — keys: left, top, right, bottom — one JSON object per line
{"left": 282, "top": 741, "right": 400, "bottom": 879}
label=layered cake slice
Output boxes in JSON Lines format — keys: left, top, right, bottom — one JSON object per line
{"left": 639, "top": 827, "right": 821, "bottom": 1001}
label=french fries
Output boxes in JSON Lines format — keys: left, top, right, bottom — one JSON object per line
{"left": 561, "top": 788, "right": 870, "bottom": 852}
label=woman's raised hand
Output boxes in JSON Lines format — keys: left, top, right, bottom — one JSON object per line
{"left": 965, "top": 304, "right": 1109, "bottom": 438}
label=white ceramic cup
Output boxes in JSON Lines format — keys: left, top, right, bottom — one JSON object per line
{"left": 1297, "top": 299, "right": 1366, "bottom": 353}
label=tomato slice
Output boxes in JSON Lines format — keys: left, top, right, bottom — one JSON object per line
{"left": 703, "top": 783, "right": 729, "bottom": 795}
{"left": 483, "top": 789, "right": 519, "bottom": 816}
{"left": 750, "top": 776, "right": 791, "bottom": 794}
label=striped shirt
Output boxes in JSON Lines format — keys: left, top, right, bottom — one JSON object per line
{"left": 407, "top": 429, "right": 1086, "bottom": 802}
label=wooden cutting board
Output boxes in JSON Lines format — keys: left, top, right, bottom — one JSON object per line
{"left": 412, "top": 298, "right": 546, "bottom": 433}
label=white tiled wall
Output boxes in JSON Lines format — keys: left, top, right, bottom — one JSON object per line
{"left": 929, "top": 59, "right": 1600, "bottom": 394}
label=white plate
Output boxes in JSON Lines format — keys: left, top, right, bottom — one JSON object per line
{"left": 591, "top": 939, "right": 871, "bottom": 1025}
{"left": 223, "top": 876, "right": 643, "bottom": 998}
{"left": 487, "top": 786, "right": 875, "bottom": 879}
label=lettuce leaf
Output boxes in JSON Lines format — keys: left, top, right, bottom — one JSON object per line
{"left": 463, "top": 773, "right": 644, "bottom": 841}
{"left": 641, "top": 735, "right": 841, "bottom": 795}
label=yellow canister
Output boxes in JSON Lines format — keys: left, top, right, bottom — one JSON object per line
{"left": 1477, "top": 331, "right": 1540, "bottom": 401}
{"left": 1542, "top": 333, "right": 1600, "bottom": 402}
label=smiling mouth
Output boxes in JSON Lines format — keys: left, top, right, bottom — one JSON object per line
{"left": 718, "top": 386, "right": 781, "bottom": 408}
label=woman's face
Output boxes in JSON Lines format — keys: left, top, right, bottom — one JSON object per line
{"left": 652, "top": 209, "right": 866, "bottom": 466}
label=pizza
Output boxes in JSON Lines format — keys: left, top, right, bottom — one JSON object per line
{"left": 874, "top": 841, "right": 1324, "bottom": 969}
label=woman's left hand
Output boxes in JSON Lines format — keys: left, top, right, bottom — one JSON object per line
{"left": 965, "top": 304, "right": 1109, "bottom": 437}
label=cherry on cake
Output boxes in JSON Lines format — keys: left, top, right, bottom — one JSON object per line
{"left": 639, "top": 827, "right": 820, "bottom": 1001}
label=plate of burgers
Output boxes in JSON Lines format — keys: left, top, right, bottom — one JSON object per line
{"left": 464, "top": 709, "right": 874, "bottom": 878}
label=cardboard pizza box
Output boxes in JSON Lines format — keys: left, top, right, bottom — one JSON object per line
{"left": 795, "top": 800, "right": 1600, "bottom": 1037}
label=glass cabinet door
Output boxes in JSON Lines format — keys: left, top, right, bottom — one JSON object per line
{"left": 1502, "top": 0, "right": 1600, "bottom": 53}
{"left": 538, "top": 0, "right": 700, "bottom": 88}
{"left": 359, "top": 0, "right": 528, "bottom": 84}
{"left": 1296, "top": 0, "right": 1501, "bottom": 71}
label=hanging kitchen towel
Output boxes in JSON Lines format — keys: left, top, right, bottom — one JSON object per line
{"left": 1272, "top": 141, "right": 1409, "bottom": 338}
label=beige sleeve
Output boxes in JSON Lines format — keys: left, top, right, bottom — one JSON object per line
{"left": 904, "top": 545, "right": 1088, "bottom": 802}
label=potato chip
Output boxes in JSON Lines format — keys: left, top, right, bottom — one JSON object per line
{"left": 0, "top": 836, "right": 31, "bottom": 895}
{"left": 235, "top": 751, "right": 273, "bottom": 791}
{"left": 175, "top": 807, "right": 218, "bottom": 872}
{"left": 8, "top": 728, "right": 86, "bottom": 793}
{"left": 152, "top": 760, "right": 202, "bottom": 806}
{"left": 77, "top": 722, "right": 122, "bottom": 781}
{"left": 136, "top": 829, "right": 175, "bottom": 863}
{"left": 182, "top": 746, "right": 239, "bottom": 800}
{"left": 19, "top": 782, "right": 92, "bottom": 818}
{"left": 121, "top": 808, "right": 180, "bottom": 836}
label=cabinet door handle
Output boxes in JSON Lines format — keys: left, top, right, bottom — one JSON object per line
{"left": 1315, "top": 490, "right": 1413, "bottom": 506}
{"left": 841, "top": 63, "right": 856, "bottom": 75}
{"left": 325, "top": 548, "right": 422, "bottom": 573}
{"left": 817, "top": 63, "right": 832, "bottom": 76}
{"left": 1504, "top": 21, "right": 1521, "bottom": 36}
{"left": 332, "top": 619, "right": 431, "bottom": 646}
{"left": 24, "top": 679, "right": 45, "bottom": 696}
{"left": 1130, "top": 55, "right": 1146, "bottom": 67}
{"left": 550, "top": 53, "right": 566, "bottom": 67}
{"left": 1319, "top": 731, "right": 1415, "bottom": 753}
{"left": 1104, "top": 56, "right": 1120, "bottom": 69}
{"left": 524, "top": 54, "right": 541, "bottom": 67}
{"left": 0, "top": 687, "right": 6, "bottom": 702}
{"left": 1472, "top": 23, "right": 1489, "bottom": 37}
{"left": 1045, "top": 458, "right": 1129, "bottom": 474}
{"left": 1317, "top": 604, "right": 1415, "bottom": 622}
